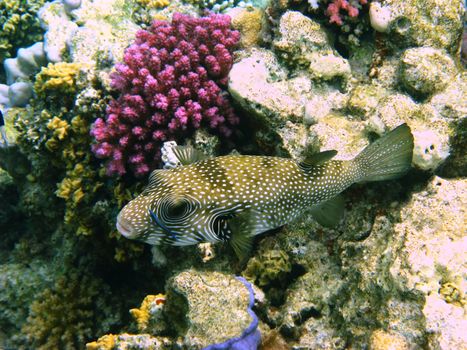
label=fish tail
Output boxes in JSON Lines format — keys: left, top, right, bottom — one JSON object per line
{"left": 354, "top": 124, "right": 414, "bottom": 182}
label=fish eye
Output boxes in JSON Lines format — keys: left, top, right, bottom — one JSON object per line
{"left": 167, "top": 200, "right": 188, "bottom": 218}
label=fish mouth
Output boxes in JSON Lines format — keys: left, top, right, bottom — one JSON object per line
{"left": 116, "top": 212, "right": 136, "bottom": 239}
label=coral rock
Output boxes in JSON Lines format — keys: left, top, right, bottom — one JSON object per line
{"left": 164, "top": 270, "right": 260, "bottom": 349}
{"left": 383, "top": 0, "right": 464, "bottom": 54}
{"left": 399, "top": 47, "right": 457, "bottom": 99}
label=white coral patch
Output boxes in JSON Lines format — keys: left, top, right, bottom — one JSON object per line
{"left": 369, "top": 2, "right": 392, "bottom": 33}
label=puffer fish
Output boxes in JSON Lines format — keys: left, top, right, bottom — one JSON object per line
{"left": 117, "top": 124, "right": 414, "bottom": 259}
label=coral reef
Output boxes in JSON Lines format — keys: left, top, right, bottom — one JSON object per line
{"left": 227, "top": 7, "right": 264, "bottom": 48}
{"left": 0, "top": 262, "right": 54, "bottom": 348}
{"left": 129, "top": 294, "right": 166, "bottom": 333}
{"left": 0, "top": 0, "right": 45, "bottom": 65}
{"left": 0, "top": 0, "right": 465, "bottom": 348}
{"left": 91, "top": 13, "right": 240, "bottom": 176}
{"left": 21, "top": 272, "right": 124, "bottom": 350}
{"left": 87, "top": 334, "right": 173, "bottom": 350}
{"left": 243, "top": 241, "right": 292, "bottom": 304}
{"left": 381, "top": 0, "right": 464, "bottom": 55}
{"left": 86, "top": 270, "right": 261, "bottom": 349}
{"left": 0, "top": 42, "right": 48, "bottom": 107}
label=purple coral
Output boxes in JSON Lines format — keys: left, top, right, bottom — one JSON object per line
{"left": 326, "top": 0, "right": 368, "bottom": 25}
{"left": 91, "top": 13, "right": 240, "bottom": 177}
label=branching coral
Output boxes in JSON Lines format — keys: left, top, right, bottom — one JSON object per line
{"left": 21, "top": 272, "right": 122, "bottom": 350}
{"left": 91, "top": 13, "right": 240, "bottom": 177}
{"left": 305, "top": 0, "right": 372, "bottom": 50}
{"left": 326, "top": 0, "right": 368, "bottom": 26}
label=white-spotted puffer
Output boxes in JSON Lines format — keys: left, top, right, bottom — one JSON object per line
{"left": 117, "top": 124, "right": 414, "bottom": 258}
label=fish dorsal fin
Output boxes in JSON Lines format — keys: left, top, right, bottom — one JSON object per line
{"left": 172, "top": 146, "right": 208, "bottom": 166}
{"left": 310, "top": 194, "right": 345, "bottom": 228}
{"left": 300, "top": 150, "right": 338, "bottom": 170}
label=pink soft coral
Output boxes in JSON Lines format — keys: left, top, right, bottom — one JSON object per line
{"left": 326, "top": 0, "right": 368, "bottom": 25}
{"left": 91, "top": 13, "right": 240, "bottom": 177}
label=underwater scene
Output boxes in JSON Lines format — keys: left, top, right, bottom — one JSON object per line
{"left": 0, "top": 0, "right": 465, "bottom": 349}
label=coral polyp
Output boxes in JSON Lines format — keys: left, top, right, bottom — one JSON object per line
{"left": 91, "top": 13, "right": 240, "bottom": 177}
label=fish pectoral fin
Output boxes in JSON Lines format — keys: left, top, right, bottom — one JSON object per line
{"left": 172, "top": 145, "right": 208, "bottom": 165}
{"left": 300, "top": 150, "right": 338, "bottom": 170}
{"left": 310, "top": 194, "right": 345, "bottom": 228}
{"left": 228, "top": 212, "right": 255, "bottom": 261}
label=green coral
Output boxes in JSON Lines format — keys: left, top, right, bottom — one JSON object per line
{"left": 0, "top": 0, "right": 45, "bottom": 67}
{"left": 243, "top": 240, "right": 292, "bottom": 304}
{"left": 0, "top": 262, "right": 54, "bottom": 348}
{"left": 21, "top": 271, "right": 122, "bottom": 350}
{"left": 243, "top": 247, "right": 292, "bottom": 287}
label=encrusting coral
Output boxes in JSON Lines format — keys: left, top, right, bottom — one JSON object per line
{"left": 14, "top": 62, "right": 103, "bottom": 235}
{"left": 90, "top": 13, "right": 240, "bottom": 177}
{"left": 243, "top": 245, "right": 292, "bottom": 305}
{"left": 34, "top": 62, "right": 82, "bottom": 99}
{"left": 129, "top": 294, "right": 166, "bottom": 332}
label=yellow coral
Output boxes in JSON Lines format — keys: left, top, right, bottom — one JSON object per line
{"left": 439, "top": 282, "right": 466, "bottom": 307}
{"left": 47, "top": 116, "right": 70, "bottom": 140}
{"left": 230, "top": 8, "right": 264, "bottom": 48}
{"left": 136, "top": 0, "right": 169, "bottom": 8}
{"left": 34, "top": 62, "right": 81, "bottom": 97}
{"left": 112, "top": 241, "right": 145, "bottom": 262}
{"left": 56, "top": 177, "right": 82, "bottom": 200}
{"left": 129, "top": 294, "right": 166, "bottom": 331}
{"left": 86, "top": 334, "right": 117, "bottom": 350}
{"left": 369, "top": 329, "right": 410, "bottom": 350}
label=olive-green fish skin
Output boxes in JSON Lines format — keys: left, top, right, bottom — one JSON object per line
{"left": 117, "top": 124, "right": 414, "bottom": 250}
{"left": 118, "top": 156, "right": 358, "bottom": 244}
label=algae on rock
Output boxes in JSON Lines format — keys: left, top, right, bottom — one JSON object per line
{"left": 164, "top": 270, "right": 258, "bottom": 349}
{"left": 383, "top": 0, "right": 464, "bottom": 54}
